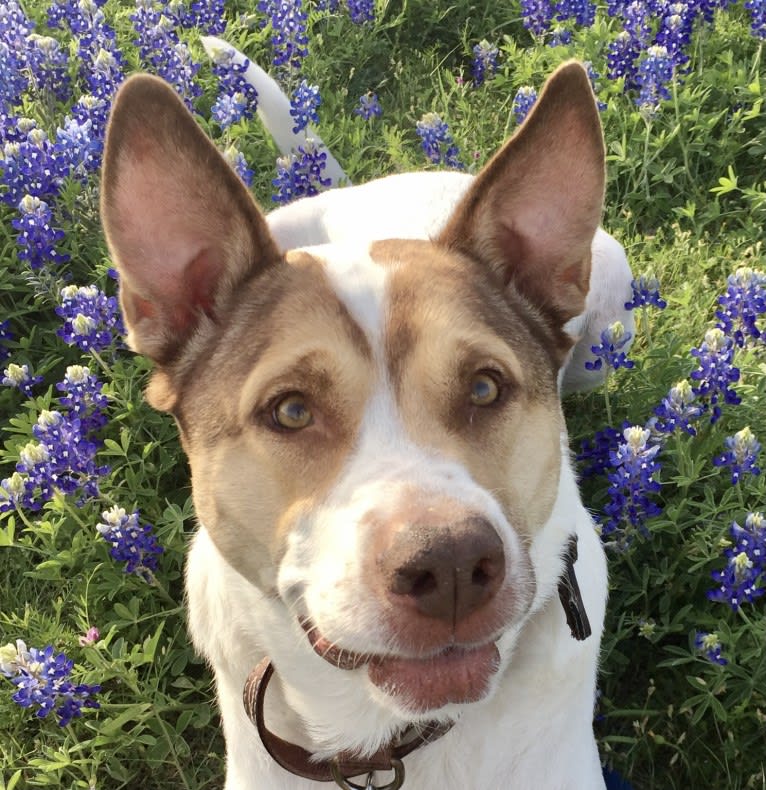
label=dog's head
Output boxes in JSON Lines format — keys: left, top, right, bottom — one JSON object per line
{"left": 101, "top": 62, "right": 603, "bottom": 730}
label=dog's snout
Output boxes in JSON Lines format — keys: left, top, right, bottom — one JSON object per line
{"left": 380, "top": 516, "right": 506, "bottom": 624}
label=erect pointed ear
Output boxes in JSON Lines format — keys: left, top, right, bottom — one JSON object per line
{"left": 438, "top": 61, "right": 605, "bottom": 349}
{"left": 100, "top": 74, "right": 281, "bottom": 363}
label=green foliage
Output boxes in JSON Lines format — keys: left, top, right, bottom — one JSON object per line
{"left": 1, "top": 1, "right": 765, "bottom": 789}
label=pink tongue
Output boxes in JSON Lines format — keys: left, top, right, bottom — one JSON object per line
{"left": 368, "top": 643, "right": 500, "bottom": 712}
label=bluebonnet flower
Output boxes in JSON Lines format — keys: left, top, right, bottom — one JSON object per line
{"left": 652, "top": 379, "right": 703, "bottom": 435}
{"left": 416, "top": 113, "right": 463, "bottom": 168}
{"left": 0, "top": 321, "right": 12, "bottom": 363}
{"left": 208, "top": 45, "right": 259, "bottom": 128}
{"left": 56, "top": 365, "right": 109, "bottom": 433}
{"left": 1, "top": 129, "right": 69, "bottom": 206}
{"left": 54, "top": 117, "right": 102, "bottom": 178}
{"left": 258, "top": 0, "right": 309, "bottom": 73}
{"left": 354, "top": 92, "right": 382, "bottom": 120}
{"left": 272, "top": 140, "right": 333, "bottom": 204}
{"left": 96, "top": 506, "right": 163, "bottom": 581}
{"left": 472, "top": 40, "right": 499, "bottom": 86}
{"left": 585, "top": 321, "right": 635, "bottom": 372}
{"left": 2, "top": 363, "right": 42, "bottom": 397}
{"left": 520, "top": 0, "right": 554, "bottom": 35}
{"left": 694, "top": 632, "right": 727, "bottom": 665}
{"left": 131, "top": 4, "right": 201, "bottom": 109}
{"left": 0, "top": 640, "right": 100, "bottom": 726}
{"left": 26, "top": 35, "right": 71, "bottom": 102}
{"left": 0, "top": 41, "right": 28, "bottom": 118}
{"left": 184, "top": 0, "right": 227, "bottom": 34}
{"left": 712, "top": 426, "right": 761, "bottom": 485}
{"left": 625, "top": 274, "right": 667, "bottom": 310}
{"left": 623, "top": 0, "right": 652, "bottom": 45}
{"left": 347, "top": 0, "right": 375, "bottom": 23}
{"left": 655, "top": 3, "right": 695, "bottom": 67}
{"left": 584, "top": 61, "right": 607, "bottom": 111}
{"left": 708, "top": 512, "right": 765, "bottom": 610}
{"left": 222, "top": 144, "right": 254, "bottom": 187}
{"left": 512, "top": 86, "right": 538, "bottom": 125}
{"left": 577, "top": 424, "right": 626, "bottom": 478}
{"left": 601, "top": 425, "right": 662, "bottom": 544}
{"left": 715, "top": 266, "right": 766, "bottom": 347}
{"left": 607, "top": 31, "right": 641, "bottom": 88}
{"left": 12, "top": 196, "right": 70, "bottom": 271}
{"left": 549, "top": 25, "right": 573, "bottom": 46}
{"left": 745, "top": 0, "right": 766, "bottom": 38}
{"left": 635, "top": 45, "right": 674, "bottom": 115}
{"left": 290, "top": 80, "right": 321, "bottom": 133}
{"left": 689, "top": 327, "right": 741, "bottom": 422}
{"left": 56, "top": 285, "right": 124, "bottom": 353}
{"left": 71, "top": 94, "right": 111, "bottom": 144}
{"left": 556, "top": 0, "right": 596, "bottom": 26}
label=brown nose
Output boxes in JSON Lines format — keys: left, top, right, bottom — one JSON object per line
{"left": 379, "top": 516, "right": 506, "bottom": 624}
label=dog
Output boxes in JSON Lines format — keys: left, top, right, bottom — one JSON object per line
{"left": 100, "top": 58, "right": 633, "bottom": 789}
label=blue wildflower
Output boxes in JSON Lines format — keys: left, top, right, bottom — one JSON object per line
{"left": 416, "top": 113, "right": 463, "bottom": 168}
{"left": 745, "top": 0, "right": 766, "bottom": 37}
{"left": 208, "top": 45, "right": 259, "bottom": 128}
{"left": 585, "top": 321, "right": 635, "bottom": 372}
{"left": 625, "top": 274, "right": 667, "bottom": 310}
{"left": 520, "top": 0, "right": 555, "bottom": 35}
{"left": 577, "top": 424, "right": 626, "bottom": 478}
{"left": 655, "top": 3, "right": 695, "bottom": 67}
{"left": 354, "top": 92, "right": 382, "bottom": 120}
{"left": 96, "top": 506, "right": 163, "bottom": 581}
{"left": 2, "top": 363, "right": 42, "bottom": 398}
{"left": 56, "top": 285, "right": 124, "bottom": 354}
{"left": 601, "top": 425, "right": 663, "bottom": 544}
{"left": 1, "top": 128, "right": 69, "bottom": 206}
{"left": 556, "top": 0, "right": 596, "bottom": 26}
{"left": 689, "top": 327, "right": 741, "bottom": 423}
{"left": 712, "top": 427, "right": 761, "bottom": 485}
{"left": 272, "top": 140, "right": 333, "bottom": 204}
{"left": 290, "top": 80, "right": 321, "bottom": 134}
{"left": 635, "top": 45, "right": 674, "bottom": 115}
{"left": 258, "top": 0, "right": 309, "bottom": 73}
{"left": 715, "top": 266, "right": 766, "bottom": 348}
{"left": 183, "top": 0, "right": 227, "bottom": 34}
{"left": 0, "top": 640, "right": 100, "bottom": 726}
{"left": 55, "top": 365, "right": 109, "bottom": 433}
{"left": 512, "top": 86, "right": 538, "bottom": 125}
{"left": 71, "top": 94, "right": 111, "bottom": 143}
{"left": 12, "top": 196, "right": 70, "bottom": 271}
{"left": 27, "top": 35, "right": 71, "bottom": 101}
{"left": 652, "top": 379, "right": 703, "bottom": 436}
{"left": 472, "top": 40, "right": 499, "bottom": 86}
{"left": 694, "top": 632, "right": 728, "bottom": 665}
{"left": 347, "top": 0, "right": 375, "bottom": 23}
{"left": 708, "top": 512, "right": 765, "bottom": 610}
{"left": 54, "top": 117, "right": 102, "bottom": 177}
{"left": 607, "top": 31, "right": 641, "bottom": 88}
{"left": 222, "top": 144, "right": 254, "bottom": 187}
{"left": 549, "top": 25, "right": 573, "bottom": 46}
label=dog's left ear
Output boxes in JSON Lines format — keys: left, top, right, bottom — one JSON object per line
{"left": 438, "top": 61, "right": 605, "bottom": 350}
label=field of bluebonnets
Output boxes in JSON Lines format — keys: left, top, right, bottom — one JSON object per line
{"left": 1, "top": 0, "right": 765, "bottom": 787}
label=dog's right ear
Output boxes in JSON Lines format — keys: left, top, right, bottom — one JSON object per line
{"left": 101, "top": 74, "right": 281, "bottom": 365}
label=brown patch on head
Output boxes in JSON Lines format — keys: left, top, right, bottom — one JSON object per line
{"left": 372, "top": 239, "right": 563, "bottom": 536}
{"left": 171, "top": 250, "right": 376, "bottom": 585}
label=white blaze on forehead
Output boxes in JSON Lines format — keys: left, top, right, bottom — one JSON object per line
{"left": 298, "top": 242, "right": 390, "bottom": 350}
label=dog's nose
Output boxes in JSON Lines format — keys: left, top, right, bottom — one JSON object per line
{"left": 379, "top": 516, "right": 506, "bottom": 624}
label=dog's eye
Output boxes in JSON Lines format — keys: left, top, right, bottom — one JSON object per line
{"left": 272, "top": 393, "right": 312, "bottom": 430}
{"left": 470, "top": 371, "right": 501, "bottom": 406}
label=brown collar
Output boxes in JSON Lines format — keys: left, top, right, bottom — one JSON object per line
{"left": 243, "top": 658, "right": 453, "bottom": 786}
{"left": 243, "top": 534, "right": 590, "bottom": 786}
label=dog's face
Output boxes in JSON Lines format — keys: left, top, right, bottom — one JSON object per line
{"left": 101, "top": 63, "right": 604, "bottom": 721}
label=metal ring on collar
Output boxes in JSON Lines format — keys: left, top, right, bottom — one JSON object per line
{"left": 330, "top": 757, "right": 405, "bottom": 790}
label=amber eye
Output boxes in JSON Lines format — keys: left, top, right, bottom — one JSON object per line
{"left": 470, "top": 371, "right": 501, "bottom": 406}
{"left": 272, "top": 393, "right": 312, "bottom": 430}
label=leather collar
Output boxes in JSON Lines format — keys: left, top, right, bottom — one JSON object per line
{"left": 243, "top": 533, "right": 590, "bottom": 785}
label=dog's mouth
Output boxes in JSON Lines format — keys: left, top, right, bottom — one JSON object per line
{"left": 300, "top": 618, "right": 501, "bottom": 711}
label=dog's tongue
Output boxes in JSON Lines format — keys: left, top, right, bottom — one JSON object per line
{"left": 367, "top": 643, "right": 500, "bottom": 711}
